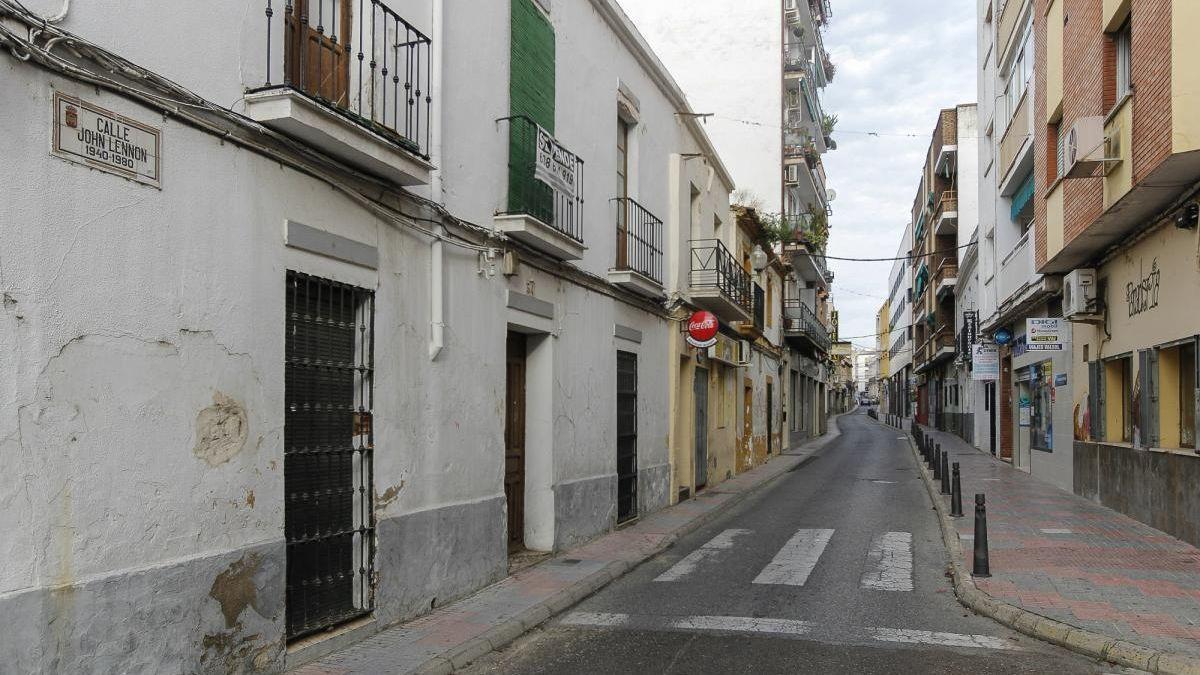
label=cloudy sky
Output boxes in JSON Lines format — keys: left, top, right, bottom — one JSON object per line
{"left": 621, "top": 0, "right": 978, "bottom": 349}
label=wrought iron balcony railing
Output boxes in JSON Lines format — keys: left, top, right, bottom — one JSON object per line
{"left": 782, "top": 298, "right": 831, "bottom": 353}
{"left": 498, "top": 115, "right": 585, "bottom": 243}
{"left": 752, "top": 283, "right": 765, "bottom": 332}
{"left": 614, "top": 197, "right": 663, "bottom": 284}
{"left": 261, "top": 0, "right": 433, "bottom": 158}
{"left": 689, "top": 239, "right": 753, "bottom": 312}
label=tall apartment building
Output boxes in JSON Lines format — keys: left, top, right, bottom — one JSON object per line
{"left": 1034, "top": 0, "right": 1200, "bottom": 545}
{"left": 780, "top": 0, "right": 839, "bottom": 444}
{"left": 910, "top": 105, "right": 978, "bottom": 439}
{"left": 976, "top": 0, "right": 1074, "bottom": 488}
{"left": 884, "top": 224, "right": 914, "bottom": 418}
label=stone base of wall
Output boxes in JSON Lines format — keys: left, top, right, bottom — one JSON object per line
{"left": 1074, "top": 441, "right": 1200, "bottom": 547}
{"left": 638, "top": 463, "right": 670, "bottom": 519}
{"left": 554, "top": 475, "right": 616, "bottom": 551}
{"left": 0, "top": 540, "right": 286, "bottom": 674}
{"left": 373, "top": 495, "right": 508, "bottom": 628}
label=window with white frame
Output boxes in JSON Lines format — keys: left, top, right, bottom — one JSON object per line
{"left": 1115, "top": 19, "right": 1132, "bottom": 99}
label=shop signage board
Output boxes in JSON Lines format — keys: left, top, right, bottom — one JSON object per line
{"left": 972, "top": 344, "right": 1000, "bottom": 381}
{"left": 686, "top": 310, "right": 719, "bottom": 348}
{"left": 1027, "top": 317, "right": 1065, "bottom": 351}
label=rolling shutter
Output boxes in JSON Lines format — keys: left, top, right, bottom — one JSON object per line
{"left": 1138, "top": 349, "right": 1159, "bottom": 449}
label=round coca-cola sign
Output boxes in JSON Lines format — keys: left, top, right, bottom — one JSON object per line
{"left": 686, "top": 310, "right": 719, "bottom": 348}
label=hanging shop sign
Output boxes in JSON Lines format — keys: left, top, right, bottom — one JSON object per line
{"left": 972, "top": 344, "right": 1000, "bottom": 381}
{"left": 534, "top": 124, "right": 577, "bottom": 198}
{"left": 1026, "top": 317, "right": 1065, "bottom": 351}
{"left": 52, "top": 92, "right": 161, "bottom": 188}
{"left": 686, "top": 310, "right": 719, "bottom": 348}
{"left": 993, "top": 327, "right": 1013, "bottom": 346}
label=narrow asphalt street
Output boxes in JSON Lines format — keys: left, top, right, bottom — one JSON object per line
{"left": 463, "top": 411, "right": 1125, "bottom": 674}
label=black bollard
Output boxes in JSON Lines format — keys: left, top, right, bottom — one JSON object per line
{"left": 973, "top": 494, "right": 991, "bottom": 577}
{"left": 940, "top": 450, "right": 951, "bottom": 495}
{"left": 933, "top": 445, "right": 942, "bottom": 479}
{"left": 951, "top": 463, "right": 963, "bottom": 517}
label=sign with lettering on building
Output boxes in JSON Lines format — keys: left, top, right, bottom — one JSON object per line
{"left": 972, "top": 344, "right": 1000, "bottom": 381}
{"left": 1026, "top": 317, "right": 1065, "bottom": 351}
{"left": 685, "top": 310, "right": 719, "bottom": 348}
{"left": 53, "top": 92, "right": 161, "bottom": 188}
{"left": 534, "top": 124, "right": 576, "bottom": 198}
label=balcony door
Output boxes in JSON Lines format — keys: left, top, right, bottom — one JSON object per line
{"left": 615, "top": 118, "right": 631, "bottom": 269}
{"left": 286, "top": 0, "right": 352, "bottom": 106}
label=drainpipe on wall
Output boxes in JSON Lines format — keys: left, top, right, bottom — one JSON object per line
{"left": 428, "top": 0, "right": 445, "bottom": 362}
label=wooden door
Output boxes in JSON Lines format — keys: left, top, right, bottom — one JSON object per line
{"left": 742, "top": 382, "right": 753, "bottom": 465}
{"left": 505, "top": 333, "right": 527, "bottom": 549}
{"left": 693, "top": 368, "right": 709, "bottom": 488}
{"left": 286, "top": 0, "right": 352, "bottom": 106}
{"left": 766, "top": 383, "right": 774, "bottom": 455}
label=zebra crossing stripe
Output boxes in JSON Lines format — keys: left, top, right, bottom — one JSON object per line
{"left": 670, "top": 615, "right": 814, "bottom": 636}
{"left": 860, "top": 531, "right": 913, "bottom": 591}
{"left": 654, "top": 528, "right": 752, "bottom": 582}
{"left": 865, "top": 627, "right": 1018, "bottom": 650}
{"left": 752, "top": 528, "right": 835, "bottom": 586}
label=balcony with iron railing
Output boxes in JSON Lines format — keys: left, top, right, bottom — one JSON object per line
{"left": 914, "top": 327, "right": 956, "bottom": 373}
{"left": 736, "top": 283, "right": 767, "bottom": 338}
{"left": 494, "top": 115, "right": 586, "bottom": 261}
{"left": 782, "top": 298, "right": 831, "bottom": 354}
{"left": 608, "top": 197, "right": 664, "bottom": 297}
{"left": 689, "top": 239, "right": 753, "bottom": 322}
{"left": 247, "top": 0, "right": 433, "bottom": 185}
{"left": 933, "top": 189, "right": 958, "bottom": 236}
{"left": 934, "top": 258, "right": 959, "bottom": 300}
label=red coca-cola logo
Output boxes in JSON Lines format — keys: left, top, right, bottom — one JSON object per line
{"left": 686, "top": 310, "right": 719, "bottom": 347}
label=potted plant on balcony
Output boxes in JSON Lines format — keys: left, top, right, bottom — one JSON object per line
{"left": 802, "top": 140, "right": 819, "bottom": 168}
{"left": 821, "top": 113, "right": 838, "bottom": 148}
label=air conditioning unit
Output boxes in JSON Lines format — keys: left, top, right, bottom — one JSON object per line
{"left": 1063, "top": 268, "right": 1101, "bottom": 321}
{"left": 785, "top": 164, "right": 800, "bottom": 184}
{"left": 1063, "top": 117, "right": 1107, "bottom": 179}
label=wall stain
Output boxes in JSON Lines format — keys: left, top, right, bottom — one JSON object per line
{"left": 193, "top": 391, "right": 249, "bottom": 467}
{"left": 245, "top": 490, "right": 255, "bottom": 509}
{"left": 376, "top": 482, "right": 405, "bottom": 511}
{"left": 208, "top": 553, "right": 264, "bottom": 629}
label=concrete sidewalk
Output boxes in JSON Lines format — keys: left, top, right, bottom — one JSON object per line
{"left": 291, "top": 416, "right": 847, "bottom": 675}
{"left": 911, "top": 422, "right": 1200, "bottom": 673}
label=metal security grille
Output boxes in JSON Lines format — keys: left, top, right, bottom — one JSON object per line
{"left": 616, "top": 351, "right": 638, "bottom": 523}
{"left": 284, "top": 271, "right": 375, "bottom": 640}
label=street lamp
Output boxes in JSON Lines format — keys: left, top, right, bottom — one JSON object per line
{"left": 751, "top": 244, "right": 769, "bottom": 273}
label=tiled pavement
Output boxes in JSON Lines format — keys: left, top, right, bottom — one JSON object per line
{"left": 917, "top": 424, "right": 1200, "bottom": 658}
{"left": 290, "top": 426, "right": 837, "bottom": 674}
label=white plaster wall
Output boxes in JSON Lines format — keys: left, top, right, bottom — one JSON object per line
{"left": 887, "top": 223, "right": 913, "bottom": 374}
{"left": 976, "top": 0, "right": 1000, "bottom": 327}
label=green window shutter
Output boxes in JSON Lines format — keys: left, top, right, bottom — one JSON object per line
{"left": 1137, "top": 349, "right": 1160, "bottom": 449}
{"left": 508, "top": 0, "right": 556, "bottom": 219}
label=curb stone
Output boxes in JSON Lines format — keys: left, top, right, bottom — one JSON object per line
{"left": 404, "top": 409, "right": 855, "bottom": 674}
{"left": 898, "top": 424, "right": 1200, "bottom": 675}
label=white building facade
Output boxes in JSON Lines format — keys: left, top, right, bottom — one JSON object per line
{"left": 0, "top": 0, "right": 748, "bottom": 671}
{"left": 884, "top": 224, "right": 913, "bottom": 418}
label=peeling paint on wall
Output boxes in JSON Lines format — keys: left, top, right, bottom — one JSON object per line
{"left": 193, "top": 392, "right": 249, "bottom": 467}
{"left": 208, "top": 553, "right": 264, "bottom": 629}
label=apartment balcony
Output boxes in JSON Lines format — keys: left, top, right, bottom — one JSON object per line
{"left": 608, "top": 198, "right": 664, "bottom": 297}
{"left": 246, "top": 0, "right": 433, "bottom": 186}
{"left": 932, "top": 189, "right": 958, "bottom": 236}
{"left": 736, "top": 283, "right": 767, "bottom": 338}
{"left": 689, "top": 239, "right": 753, "bottom": 322}
{"left": 934, "top": 259, "right": 958, "bottom": 301}
{"left": 782, "top": 298, "right": 831, "bottom": 354}
{"left": 914, "top": 327, "right": 956, "bottom": 373}
{"left": 494, "top": 116, "right": 586, "bottom": 261}
{"left": 999, "top": 92, "right": 1032, "bottom": 193}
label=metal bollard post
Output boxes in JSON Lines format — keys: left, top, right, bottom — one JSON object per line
{"left": 940, "top": 450, "right": 951, "bottom": 495}
{"left": 973, "top": 494, "right": 990, "bottom": 577}
{"left": 933, "top": 444, "right": 942, "bottom": 479}
{"left": 951, "top": 463, "right": 963, "bottom": 517}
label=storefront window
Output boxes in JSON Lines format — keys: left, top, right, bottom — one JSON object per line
{"left": 1029, "top": 362, "right": 1053, "bottom": 451}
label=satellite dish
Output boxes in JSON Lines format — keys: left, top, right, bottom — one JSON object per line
{"left": 826, "top": 188, "right": 837, "bottom": 202}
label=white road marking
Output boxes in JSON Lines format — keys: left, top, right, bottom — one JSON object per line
{"left": 959, "top": 534, "right": 975, "bottom": 541}
{"left": 1040, "top": 528, "right": 1073, "bottom": 534}
{"left": 654, "top": 528, "right": 752, "bottom": 582}
{"left": 560, "top": 611, "right": 630, "bottom": 627}
{"left": 861, "top": 532, "right": 913, "bottom": 591}
{"left": 870, "top": 480, "right": 897, "bottom": 484}
{"left": 752, "top": 528, "right": 834, "bottom": 586}
{"left": 559, "top": 612, "right": 1020, "bottom": 652}
{"left": 866, "top": 627, "right": 1019, "bottom": 650}
{"left": 670, "top": 615, "right": 814, "bottom": 635}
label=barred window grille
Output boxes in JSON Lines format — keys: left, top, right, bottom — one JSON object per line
{"left": 284, "top": 271, "right": 375, "bottom": 639}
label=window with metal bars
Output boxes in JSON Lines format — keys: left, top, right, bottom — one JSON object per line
{"left": 284, "top": 271, "right": 375, "bottom": 640}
